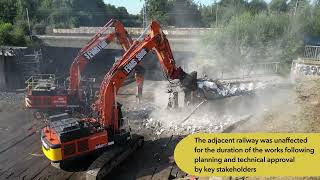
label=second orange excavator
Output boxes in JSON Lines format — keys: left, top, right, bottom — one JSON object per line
{"left": 25, "top": 19, "right": 134, "bottom": 112}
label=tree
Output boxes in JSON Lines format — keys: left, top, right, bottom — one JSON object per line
{"left": 269, "top": 0, "right": 288, "bottom": 13}
{"left": 198, "top": 12, "right": 306, "bottom": 75}
{"left": 72, "top": 0, "right": 107, "bottom": 26}
{"left": 145, "top": 0, "right": 170, "bottom": 26}
{"left": 0, "top": 0, "right": 18, "bottom": 24}
{"left": 0, "top": 23, "right": 14, "bottom": 45}
{"left": 199, "top": 4, "right": 218, "bottom": 27}
{"left": 144, "top": 0, "right": 204, "bottom": 27}
{"left": 217, "top": 0, "right": 249, "bottom": 24}
{"left": 169, "top": 0, "right": 203, "bottom": 27}
{"left": 0, "top": 23, "right": 26, "bottom": 46}
{"left": 314, "top": 5, "right": 320, "bottom": 35}
{"left": 103, "top": 4, "right": 140, "bottom": 27}
{"left": 39, "top": 0, "right": 139, "bottom": 27}
{"left": 249, "top": 0, "right": 268, "bottom": 14}
{"left": 0, "top": 0, "right": 140, "bottom": 46}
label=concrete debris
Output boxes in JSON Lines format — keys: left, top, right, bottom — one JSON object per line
{"left": 124, "top": 78, "right": 289, "bottom": 139}
{"left": 197, "top": 79, "right": 266, "bottom": 99}
{"left": 143, "top": 111, "right": 248, "bottom": 136}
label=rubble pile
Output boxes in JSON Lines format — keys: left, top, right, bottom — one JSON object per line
{"left": 123, "top": 103, "right": 158, "bottom": 119}
{"left": 125, "top": 78, "right": 286, "bottom": 138}
{"left": 143, "top": 109, "right": 250, "bottom": 136}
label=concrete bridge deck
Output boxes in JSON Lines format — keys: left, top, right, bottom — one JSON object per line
{"left": 37, "top": 35, "right": 201, "bottom": 52}
{"left": 38, "top": 26, "right": 216, "bottom": 52}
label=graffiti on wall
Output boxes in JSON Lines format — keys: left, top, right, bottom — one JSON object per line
{"left": 297, "top": 64, "right": 320, "bottom": 76}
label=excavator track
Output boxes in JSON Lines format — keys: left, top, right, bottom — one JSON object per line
{"left": 86, "top": 134, "right": 144, "bottom": 180}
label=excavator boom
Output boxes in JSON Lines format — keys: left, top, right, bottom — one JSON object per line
{"left": 69, "top": 19, "right": 133, "bottom": 96}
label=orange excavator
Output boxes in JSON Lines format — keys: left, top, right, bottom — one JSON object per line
{"left": 25, "top": 19, "right": 134, "bottom": 112}
{"left": 40, "top": 21, "right": 196, "bottom": 177}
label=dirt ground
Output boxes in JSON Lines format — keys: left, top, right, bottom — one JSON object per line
{"left": 0, "top": 78, "right": 320, "bottom": 179}
{"left": 236, "top": 79, "right": 320, "bottom": 133}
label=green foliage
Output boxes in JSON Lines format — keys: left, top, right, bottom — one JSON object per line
{"left": 105, "top": 4, "right": 140, "bottom": 27}
{"left": 169, "top": 0, "right": 203, "bottom": 27}
{"left": 37, "top": 0, "right": 140, "bottom": 28}
{"left": 0, "top": 0, "right": 320, "bottom": 65}
{"left": 0, "top": 23, "right": 14, "bottom": 45}
{"left": 199, "top": 10, "right": 314, "bottom": 75}
{"left": 0, "top": 23, "right": 26, "bottom": 46}
{"left": 0, "top": 0, "right": 141, "bottom": 46}
{"left": 311, "top": 5, "right": 320, "bottom": 35}
{"left": 199, "top": 4, "right": 217, "bottom": 27}
{"left": 2, "top": 0, "right": 140, "bottom": 30}
{"left": 269, "top": 0, "right": 288, "bottom": 13}
{"left": 145, "top": 0, "right": 170, "bottom": 26}
{"left": 192, "top": 0, "right": 320, "bottom": 76}
{"left": 249, "top": 0, "right": 268, "bottom": 14}
{"left": 0, "top": 0, "right": 18, "bottom": 24}
{"left": 12, "top": 25, "right": 27, "bottom": 45}
{"left": 33, "top": 23, "right": 46, "bottom": 35}
{"left": 145, "top": 0, "right": 203, "bottom": 27}
{"left": 218, "top": 0, "right": 248, "bottom": 24}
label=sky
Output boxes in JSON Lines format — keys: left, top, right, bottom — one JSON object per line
{"left": 104, "top": 0, "right": 272, "bottom": 15}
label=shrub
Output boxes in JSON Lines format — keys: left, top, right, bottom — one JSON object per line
{"left": 0, "top": 23, "right": 14, "bottom": 45}
{"left": 198, "top": 12, "right": 306, "bottom": 76}
{"left": 0, "top": 22, "right": 27, "bottom": 46}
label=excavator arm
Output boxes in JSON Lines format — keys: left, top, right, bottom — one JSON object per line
{"left": 95, "top": 21, "right": 196, "bottom": 132}
{"left": 68, "top": 19, "right": 133, "bottom": 97}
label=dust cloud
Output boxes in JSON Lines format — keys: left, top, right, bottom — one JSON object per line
{"left": 140, "top": 78, "right": 298, "bottom": 136}
{"left": 132, "top": 12, "right": 307, "bottom": 136}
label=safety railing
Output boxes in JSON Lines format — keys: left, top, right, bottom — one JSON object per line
{"left": 25, "top": 74, "right": 56, "bottom": 90}
{"left": 243, "top": 62, "right": 280, "bottom": 77}
{"left": 304, "top": 45, "right": 320, "bottom": 60}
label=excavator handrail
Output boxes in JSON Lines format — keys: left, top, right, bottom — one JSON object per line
{"left": 25, "top": 74, "right": 56, "bottom": 90}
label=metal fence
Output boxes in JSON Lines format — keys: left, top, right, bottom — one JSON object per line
{"left": 215, "top": 62, "right": 280, "bottom": 79}
{"left": 304, "top": 45, "right": 320, "bottom": 60}
{"left": 243, "top": 62, "right": 280, "bottom": 77}
{"left": 16, "top": 50, "right": 42, "bottom": 80}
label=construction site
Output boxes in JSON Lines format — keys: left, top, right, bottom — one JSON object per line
{"left": 0, "top": 22, "right": 318, "bottom": 180}
{"left": 1, "top": 0, "right": 320, "bottom": 179}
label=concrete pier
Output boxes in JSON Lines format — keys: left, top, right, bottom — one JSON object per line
{"left": 0, "top": 47, "right": 27, "bottom": 90}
